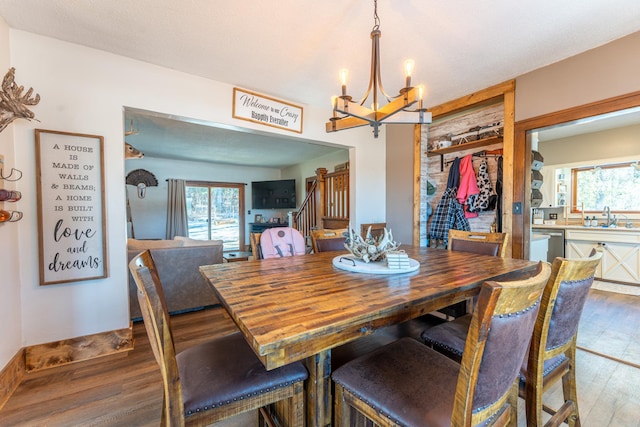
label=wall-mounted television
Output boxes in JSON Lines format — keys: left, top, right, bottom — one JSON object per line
{"left": 252, "top": 179, "right": 296, "bottom": 209}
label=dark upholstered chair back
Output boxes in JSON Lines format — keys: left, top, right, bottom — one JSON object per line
{"left": 331, "top": 262, "right": 551, "bottom": 427}
{"left": 130, "top": 250, "right": 308, "bottom": 426}
{"left": 130, "top": 251, "right": 185, "bottom": 425}
{"left": 448, "top": 229, "right": 509, "bottom": 257}
{"left": 311, "top": 228, "right": 348, "bottom": 253}
{"left": 524, "top": 249, "right": 602, "bottom": 426}
{"left": 461, "top": 262, "right": 549, "bottom": 415}
{"left": 532, "top": 249, "right": 602, "bottom": 356}
{"left": 360, "top": 223, "right": 386, "bottom": 240}
{"left": 546, "top": 276, "right": 593, "bottom": 350}
{"left": 450, "top": 238, "right": 500, "bottom": 256}
{"left": 316, "top": 237, "right": 346, "bottom": 252}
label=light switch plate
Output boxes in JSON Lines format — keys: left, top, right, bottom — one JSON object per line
{"left": 513, "top": 202, "right": 522, "bottom": 214}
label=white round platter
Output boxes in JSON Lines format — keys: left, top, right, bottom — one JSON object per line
{"left": 332, "top": 255, "right": 420, "bottom": 275}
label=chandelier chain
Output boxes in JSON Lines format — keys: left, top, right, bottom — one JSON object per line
{"left": 373, "top": 0, "right": 380, "bottom": 31}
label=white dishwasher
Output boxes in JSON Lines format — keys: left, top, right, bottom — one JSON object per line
{"left": 530, "top": 233, "right": 551, "bottom": 262}
{"left": 532, "top": 228, "right": 566, "bottom": 262}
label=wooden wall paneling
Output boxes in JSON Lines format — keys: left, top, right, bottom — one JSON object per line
{"left": 0, "top": 349, "right": 25, "bottom": 411}
{"left": 413, "top": 124, "right": 423, "bottom": 246}
{"left": 427, "top": 80, "right": 514, "bottom": 119}
{"left": 25, "top": 325, "right": 134, "bottom": 372}
{"left": 416, "top": 80, "right": 515, "bottom": 250}
{"left": 502, "top": 86, "right": 516, "bottom": 257}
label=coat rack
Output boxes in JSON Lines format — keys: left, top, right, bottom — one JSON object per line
{"left": 426, "top": 135, "right": 503, "bottom": 171}
{"left": 442, "top": 149, "right": 504, "bottom": 171}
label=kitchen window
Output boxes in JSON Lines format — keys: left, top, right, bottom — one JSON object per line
{"left": 572, "top": 162, "right": 640, "bottom": 212}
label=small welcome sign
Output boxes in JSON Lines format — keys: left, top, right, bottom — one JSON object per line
{"left": 233, "top": 88, "right": 303, "bottom": 133}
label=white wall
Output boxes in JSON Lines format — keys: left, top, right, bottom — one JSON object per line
{"left": 539, "top": 124, "right": 640, "bottom": 166}
{"left": 385, "top": 124, "right": 415, "bottom": 245}
{"left": 6, "top": 30, "right": 384, "bottom": 354}
{"left": 516, "top": 31, "right": 640, "bottom": 122}
{"left": 0, "top": 17, "right": 22, "bottom": 370}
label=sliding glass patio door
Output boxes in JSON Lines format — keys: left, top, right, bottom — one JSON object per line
{"left": 185, "top": 181, "right": 245, "bottom": 251}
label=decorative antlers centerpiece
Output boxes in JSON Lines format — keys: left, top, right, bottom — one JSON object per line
{"left": 0, "top": 67, "right": 40, "bottom": 133}
{"left": 345, "top": 226, "right": 400, "bottom": 263}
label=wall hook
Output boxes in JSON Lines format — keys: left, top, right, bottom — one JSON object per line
{"left": 0, "top": 167, "right": 23, "bottom": 181}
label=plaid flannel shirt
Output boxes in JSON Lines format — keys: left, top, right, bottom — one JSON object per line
{"left": 429, "top": 187, "right": 470, "bottom": 248}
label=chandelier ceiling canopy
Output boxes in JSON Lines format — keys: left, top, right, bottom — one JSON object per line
{"left": 326, "top": 0, "right": 432, "bottom": 138}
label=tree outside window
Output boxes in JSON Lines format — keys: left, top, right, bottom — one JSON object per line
{"left": 185, "top": 182, "right": 245, "bottom": 250}
{"left": 572, "top": 162, "right": 640, "bottom": 212}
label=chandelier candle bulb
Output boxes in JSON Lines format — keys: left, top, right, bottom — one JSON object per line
{"left": 339, "top": 69, "right": 348, "bottom": 96}
{"left": 404, "top": 59, "right": 415, "bottom": 87}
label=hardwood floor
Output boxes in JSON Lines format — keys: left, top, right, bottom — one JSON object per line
{"left": 1, "top": 287, "right": 639, "bottom": 426}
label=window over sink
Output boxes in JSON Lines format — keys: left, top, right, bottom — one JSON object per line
{"left": 572, "top": 162, "right": 640, "bottom": 212}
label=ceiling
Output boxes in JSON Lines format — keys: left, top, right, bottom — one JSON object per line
{"left": 2, "top": 0, "right": 640, "bottom": 166}
{"left": 536, "top": 106, "right": 640, "bottom": 142}
{"left": 123, "top": 108, "right": 346, "bottom": 168}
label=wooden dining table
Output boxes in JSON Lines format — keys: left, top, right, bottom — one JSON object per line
{"left": 199, "top": 245, "right": 539, "bottom": 427}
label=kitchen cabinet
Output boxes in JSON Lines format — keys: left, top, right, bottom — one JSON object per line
{"left": 565, "top": 229, "right": 640, "bottom": 284}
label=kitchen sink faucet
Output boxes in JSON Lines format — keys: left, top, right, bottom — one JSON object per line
{"left": 602, "top": 206, "right": 611, "bottom": 227}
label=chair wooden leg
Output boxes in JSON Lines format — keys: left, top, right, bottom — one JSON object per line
{"left": 275, "top": 382, "right": 305, "bottom": 427}
{"left": 334, "top": 384, "right": 352, "bottom": 427}
{"left": 291, "top": 382, "right": 306, "bottom": 427}
{"left": 525, "top": 367, "right": 545, "bottom": 427}
{"left": 561, "top": 346, "right": 580, "bottom": 427}
{"left": 507, "top": 381, "right": 518, "bottom": 427}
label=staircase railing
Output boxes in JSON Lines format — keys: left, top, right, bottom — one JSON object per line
{"left": 294, "top": 179, "right": 318, "bottom": 240}
{"left": 293, "top": 167, "right": 350, "bottom": 239}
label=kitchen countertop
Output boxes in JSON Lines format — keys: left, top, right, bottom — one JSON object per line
{"left": 531, "top": 233, "right": 551, "bottom": 241}
{"left": 532, "top": 224, "right": 638, "bottom": 232}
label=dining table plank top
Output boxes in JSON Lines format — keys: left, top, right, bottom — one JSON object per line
{"left": 199, "top": 246, "right": 539, "bottom": 370}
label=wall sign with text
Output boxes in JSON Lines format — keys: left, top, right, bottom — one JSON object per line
{"left": 232, "top": 87, "right": 303, "bottom": 133}
{"left": 35, "top": 129, "right": 108, "bottom": 285}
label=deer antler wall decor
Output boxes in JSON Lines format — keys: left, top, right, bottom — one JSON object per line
{"left": 0, "top": 67, "right": 40, "bottom": 133}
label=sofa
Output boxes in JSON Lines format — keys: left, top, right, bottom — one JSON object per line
{"left": 127, "top": 237, "right": 224, "bottom": 320}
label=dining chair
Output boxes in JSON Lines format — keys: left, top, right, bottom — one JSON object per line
{"left": 249, "top": 232, "right": 262, "bottom": 260}
{"left": 129, "top": 250, "right": 308, "bottom": 426}
{"left": 448, "top": 229, "right": 509, "bottom": 257}
{"left": 310, "top": 228, "right": 348, "bottom": 253}
{"left": 360, "top": 222, "right": 386, "bottom": 240}
{"left": 259, "top": 227, "right": 307, "bottom": 259}
{"left": 332, "top": 262, "right": 550, "bottom": 427}
{"left": 439, "top": 229, "right": 510, "bottom": 319}
{"left": 421, "top": 250, "right": 602, "bottom": 427}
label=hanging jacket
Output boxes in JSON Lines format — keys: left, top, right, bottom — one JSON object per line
{"left": 429, "top": 157, "right": 470, "bottom": 247}
{"left": 469, "top": 157, "right": 494, "bottom": 212}
{"left": 496, "top": 156, "right": 503, "bottom": 232}
{"left": 457, "top": 154, "right": 480, "bottom": 218}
